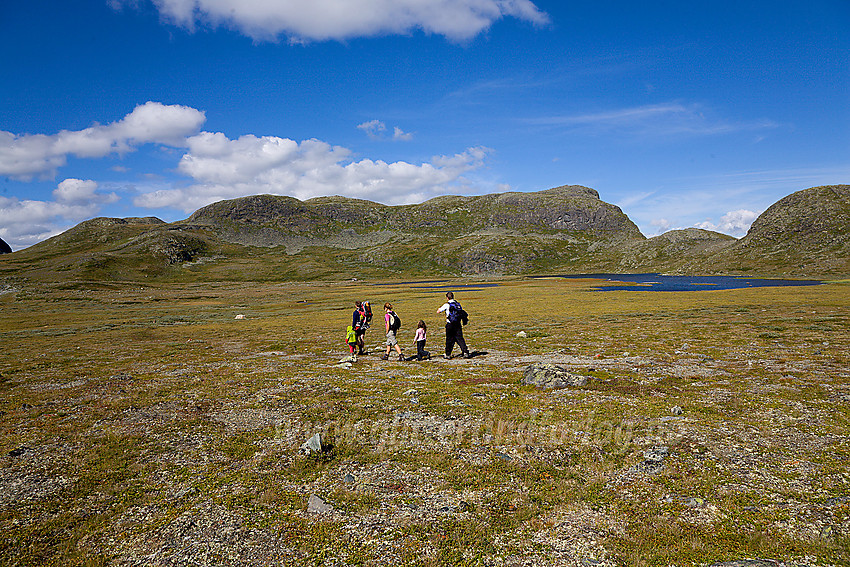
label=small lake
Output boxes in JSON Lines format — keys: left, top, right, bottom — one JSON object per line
{"left": 540, "top": 273, "right": 824, "bottom": 292}
{"left": 374, "top": 280, "right": 501, "bottom": 292}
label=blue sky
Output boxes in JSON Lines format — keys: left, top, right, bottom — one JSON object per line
{"left": 1, "top": 0, "right": 848, "bottom": 250}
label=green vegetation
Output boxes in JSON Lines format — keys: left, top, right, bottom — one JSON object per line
{"left": 0, "top": 276, "right": 848, "bottom": 565}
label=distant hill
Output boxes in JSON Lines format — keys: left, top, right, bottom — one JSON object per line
{"left": 0, "top": 236, "right": 11, "bottom": 254}
{"left": 708, "top": 185, "right": 850, "bottom": 276}
{"left": 1, "top": 184, "right": 847, "bottom": 283}
{"left": 618, "top": 228, "right": 737, "bottom": 274}
{"left": 179, "top": 185, "right": 644, "bottom": 275}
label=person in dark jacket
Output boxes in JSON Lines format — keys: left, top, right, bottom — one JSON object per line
{"left": 437, "top": 291, "right": 471, "bottom": 359}
{"left": 352, "top": 301, "right": 367, "bottom": 355}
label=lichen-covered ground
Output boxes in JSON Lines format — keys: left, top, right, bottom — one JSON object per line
{"left": 0, "top": 277, "right": 848, "bottom": 566}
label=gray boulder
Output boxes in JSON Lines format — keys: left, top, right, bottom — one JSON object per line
{"left": 300, "top": 433, "right": 323, "bottom": 455}
{"left": 522, "top": 363, "right": 589, "bottom": 389}
{"left": 306, "top": 494, "right": 334, "bottom": 515}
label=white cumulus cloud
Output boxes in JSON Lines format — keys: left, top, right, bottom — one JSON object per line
{"left": 694, "top": 209, "right": 760, "bottom": 237}
{"left": 54, "top": 178, "right": 119, "bottom": 206}
{"left": 134, "top": 131, "right": 491, "bottom": 212}
{"left": 357, "top": 120, "right": 413, "bottom": 141}
{"left": 357, "top": 120, "right": 387, "bottom": 139}
{"left": 393, "top": 127, "right": 413, "bottom": 141}
{"left": 113, "top": 0, "right": 549, "bottom": 42}
{"left": 0, "top": 102, "right": 206, "bottom": 180}
{"left": 0, "top": 179, "right": 121, "bottom": 249}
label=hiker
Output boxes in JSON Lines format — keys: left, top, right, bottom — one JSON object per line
{"left": 413, "top": 320, "right": 430, "bottom": 361}
{"left": 352, "top": 301, "right": 370, "bottom": 355}
{"left": 381, "top": 302, "right": 404, "bottom": 361}
{"left": 437, "top": 291, "right": 471, "bottom": 359}
{"left": 345, "top": 325, "right": 357, "bottom": 356}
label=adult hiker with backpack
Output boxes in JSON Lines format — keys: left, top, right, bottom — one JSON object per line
{"left": 352, "top": 300, "right": 372, "bottom": 355}
{"left": 437, "top": 291, "right": 471, "bottom": 359}
{"left": 381, "top": 302, "right": 404, "bottom": 361}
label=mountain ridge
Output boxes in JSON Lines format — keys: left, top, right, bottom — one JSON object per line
{"left": 1, "top": 184, "right": 848, "bottom": 282}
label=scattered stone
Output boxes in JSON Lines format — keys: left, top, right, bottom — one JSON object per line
{"left": 343, "top": 473, "right": 355, "bottom": 485}
{"left": 662, "top": 494, "right": 705, "bottom": 508}
{"left": 709, "top": 560, "right": 780, "bottom": 567}
{"left": 522, "top": 363, "right": 589, "bottom": 390}
{"left": 824, "top": 496, "right": 850, "bottom": 507}
{"left": 306, "top": 494, "right": 333, "bottom": 515}
{"left": 516, "top": 331, "right": 528, "bottom": 338}
{"left": 300, "top": 433, "right": 323, "bottom": 455}
{"left": 644, "top": 446, "right": 669, "bottom": 462}
{"left": 403, "top": 389, "right": 418, "bottom": 397}
{"left": 670, "top": 406, "right": 683, "bottom": 416}
{"left": 234, "top": 314, "right": 245, "bottom": 319}
{"left": 8, "top": 446, "right": 32, "bottom": 458}
{"left": 633, "top": 446, "right": 669, "bottom": 474}
{"left": 495, "top": 452, "right": 512, "bottom": 462}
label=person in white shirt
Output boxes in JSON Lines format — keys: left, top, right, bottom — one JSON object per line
{"left": 437, "top": 291, "right": 471, "bottom": 359}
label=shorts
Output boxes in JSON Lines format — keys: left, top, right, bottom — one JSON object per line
{"left": 385, "top": 331, "right": 398, "bottom": 347}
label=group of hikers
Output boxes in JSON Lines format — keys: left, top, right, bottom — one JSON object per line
{"left": 345, "top": 291, "right": 472, "bottom": 362}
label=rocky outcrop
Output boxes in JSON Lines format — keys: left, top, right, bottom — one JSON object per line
{"left": 0, "top": 237, "right": 11, "bottom": 254}
{"left": 521, "top": 363, "right": 589, "bottom": 389}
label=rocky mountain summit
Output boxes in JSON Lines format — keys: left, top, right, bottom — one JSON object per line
{"left": 187, "top": 185, "right": 640, "bottom": 238}
{"left": 0, "top": 236, "right": 11, "bottom": 254}
{"left": 1, "top": 184, "right": 848, "bottom": 281}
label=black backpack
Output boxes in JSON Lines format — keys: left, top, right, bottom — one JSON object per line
{"left": 447, "top": 301, "right": 465, "bottom": 325}
{"left": 388, "top": 311, "right": 401, "bottom": 332}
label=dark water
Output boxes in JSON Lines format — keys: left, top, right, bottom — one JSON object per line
{"left": 411, "top": 283, "right": 502, "bottom": 290}
{"left": 374, "top": 280, "right": 501, "bottom": 291}
{"left": 540, "top": 273, "right": 824, "bottom": 292}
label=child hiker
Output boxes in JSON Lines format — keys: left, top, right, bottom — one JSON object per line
{"left": 413, "top": 320, "right": 430, "bottom": 360}
{"left": 346, "top": 325, "right": 357, "bottom": 357}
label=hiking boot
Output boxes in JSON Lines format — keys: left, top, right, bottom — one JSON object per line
{"left": 398, "top": 354, "right": 404, "bottom": 361}
{"left": 442, "top": 354, "right": 452, "bottom": 359}
{"left": 462, "top": 352, "right": 473, "bottom": 359}
{"left": 380, "top": 353, "right": 389, "bottom": 360}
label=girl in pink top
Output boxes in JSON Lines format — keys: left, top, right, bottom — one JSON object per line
{"left": 414, "top": 320, "right": 429, "bottom": 360}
